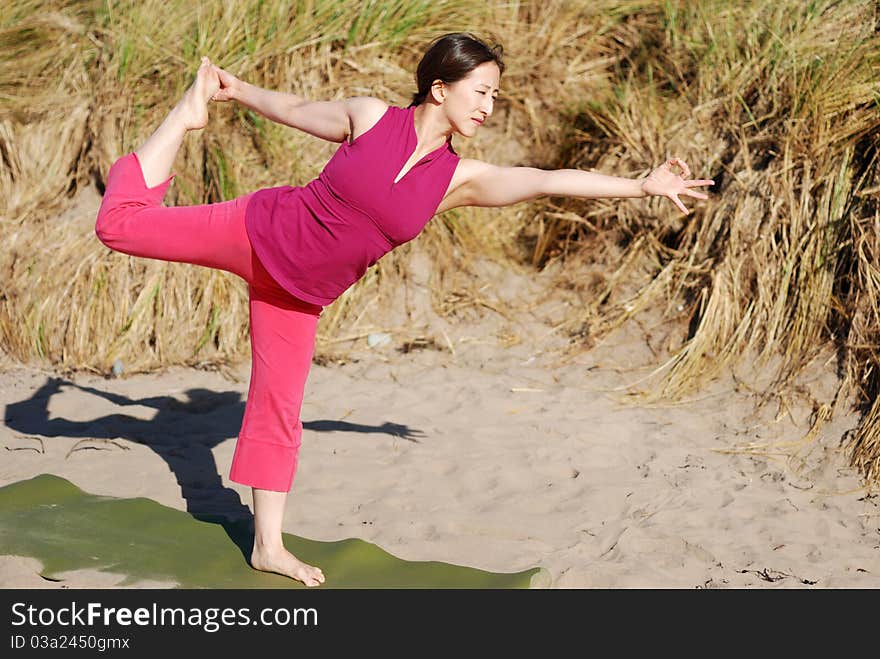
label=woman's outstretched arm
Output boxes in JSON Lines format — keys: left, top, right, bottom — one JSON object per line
{"left": 441, "top": 158, "right": 713, "bottom": 215}
{"left": 210, "top": 64, "right": 378, "bottom": 143}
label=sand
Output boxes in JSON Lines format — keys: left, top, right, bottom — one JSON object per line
{"left": 2, "top": 271, "right": 879, "bottom": 588}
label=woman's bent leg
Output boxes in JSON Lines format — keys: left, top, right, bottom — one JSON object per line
{"left": 95, "top": 152, "right": 255, "bottom": 279}
{"left": 94, "top": 57, "right": 252, "bottom": 277}
{"left": 230, "top": 258, "right": 325, "bottom": 586}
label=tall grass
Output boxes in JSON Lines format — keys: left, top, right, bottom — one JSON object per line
{"left": 1, "top": 0, "right": 879, "bottom": 485}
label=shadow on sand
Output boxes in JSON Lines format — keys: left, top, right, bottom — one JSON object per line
{"left": 2, "top": 377, "right": 545, "bottom": 588}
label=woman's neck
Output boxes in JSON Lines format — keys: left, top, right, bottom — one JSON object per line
{"left": 412, "top": 102, "right": 452, "bottom": 152}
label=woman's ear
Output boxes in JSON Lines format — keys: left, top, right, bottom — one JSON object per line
{"left": 429, "top": 79, "right": 446, "bottom": 104}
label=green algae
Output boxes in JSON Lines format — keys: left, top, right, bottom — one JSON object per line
{"left": 0, "top": 474, "right": 547, "bottom": 589}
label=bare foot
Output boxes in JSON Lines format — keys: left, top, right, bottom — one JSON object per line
{"left": 176, "top": 56, "right": 220, "bottom": 131}
{"left": 251, "top": 545, "right": 326, "bottom": 587}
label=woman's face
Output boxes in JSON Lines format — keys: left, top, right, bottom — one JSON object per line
{"left": 439, "top": 61, "right": 501, "bottom": 137}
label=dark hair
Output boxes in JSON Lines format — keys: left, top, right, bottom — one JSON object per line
{"left": 408, "top": 32, "right": 505, "bottom": 108}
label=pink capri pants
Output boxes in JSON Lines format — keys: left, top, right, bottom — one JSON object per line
{"left": 95, "top": 152, "right": 322, "bottom": 492}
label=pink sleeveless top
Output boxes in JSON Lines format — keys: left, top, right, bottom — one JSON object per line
{"left": 245, "top": 104, "right": 460, "bottom": 306}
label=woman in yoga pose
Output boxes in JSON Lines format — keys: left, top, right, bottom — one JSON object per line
{"left": 95, "top": 32, "right": 713, "bottom": 587}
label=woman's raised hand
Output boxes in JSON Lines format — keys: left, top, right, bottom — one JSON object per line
{"left": 210, "top": 65, "right": 240, "bottom": 103}
{"left": 641, "top": 158, "right": 714, "bottom": 215}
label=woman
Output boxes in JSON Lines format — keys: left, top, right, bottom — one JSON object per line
{"left": 95, "top": 32, "right": 713, "bottom": 587}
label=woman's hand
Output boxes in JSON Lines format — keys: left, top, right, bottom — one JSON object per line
{"left": 210, "top": 65, "right": 240, "bottom": 103}
{"left": 641, "top": 158, "right": 714, "bottom": 215}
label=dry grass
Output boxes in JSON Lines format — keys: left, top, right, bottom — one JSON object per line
{"left": 521, "top": 0, "right": 880, "bottom": 486}
{"left": 2, "top": 0, "right": 880, "bottom": 486}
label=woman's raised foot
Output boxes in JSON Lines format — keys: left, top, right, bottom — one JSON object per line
{"left": 176, "top": 56, "right": 220, "bottom": 131}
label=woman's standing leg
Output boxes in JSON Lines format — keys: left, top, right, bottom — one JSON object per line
{"left": 231, "top": 258, "right": 325, "bottom": 587}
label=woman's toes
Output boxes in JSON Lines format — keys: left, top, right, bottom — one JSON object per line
{"left": 302, "top": 567, "right": 324, "bottom": 587}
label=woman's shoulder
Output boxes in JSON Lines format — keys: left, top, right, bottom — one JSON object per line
{"left": 345, "top": 97, "right": 393, "bottom": 144}
{"left": 346, "top": 96, "right": 390, "bottom": 116}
